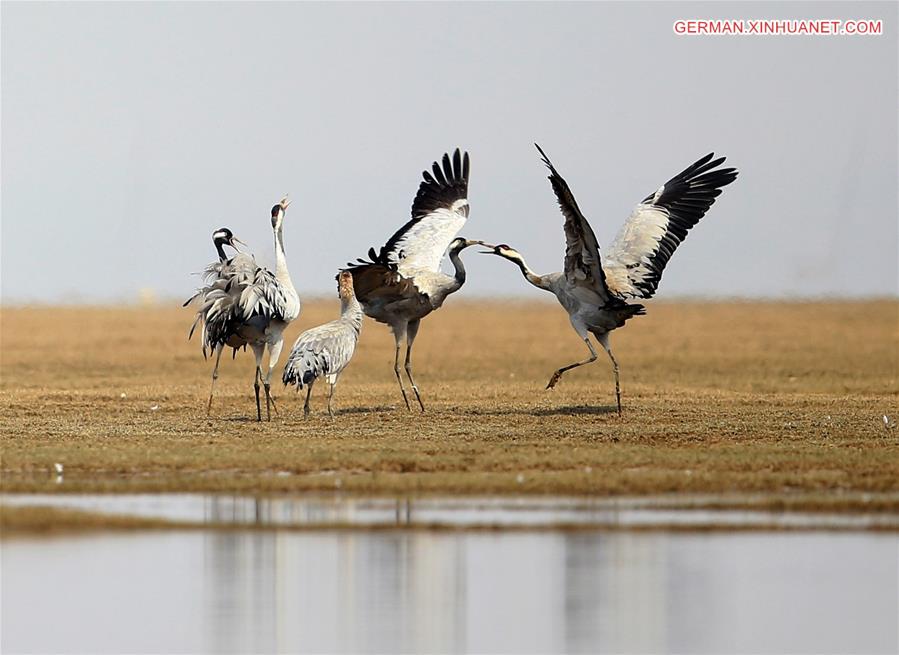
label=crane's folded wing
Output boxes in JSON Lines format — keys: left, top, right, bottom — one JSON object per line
{"left": 283, "top": 321, "right": 358, "bottom": 387}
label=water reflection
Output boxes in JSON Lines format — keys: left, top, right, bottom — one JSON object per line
{"left": 3, "top": 530, "right": 896, "bottom": 653}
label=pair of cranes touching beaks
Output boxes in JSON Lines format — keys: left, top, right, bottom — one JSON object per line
{"left": 186, "top": 144, "right": 738, "bottom": 420}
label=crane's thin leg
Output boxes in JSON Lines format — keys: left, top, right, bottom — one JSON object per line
{"left": 394, "top": 342, "right": 411, "bottom": 410}
{"left": 303, "top": 382, "right": 314, "bottom": 417}
{"left": 546, "top": 338, "right": 598, "bottom": 390}
{"left": 404, "top": 319, "right": 425, "bottom": 412}
{"left": 392, "top": 326, "right": 411, "bottom": 411}
{"left": 267, "top": 390, "right": 279, "bottom": 418}
{"left": 598, "top": 334, "right": 622, "bottom": 416}
{"left": 254, "top": 368, "right": 262, "bottom": 421}
{"left": 263, "top": 340, "right": 283, "bottom": 420}
{"left": 252, "top": 344, "right": 265, "bottom": 421}
{"left": 327, "top": 381, "right": 336, "bottom": 417}
{"left": 207, "top": 344, "right": 224, "bottom": 416}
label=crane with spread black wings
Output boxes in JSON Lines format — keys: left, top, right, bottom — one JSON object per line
{"left": 342, "top": 149, "right": 484, "bottom": 411}
{"left": 482, "top": 145, "right": 738, "bottom": 414}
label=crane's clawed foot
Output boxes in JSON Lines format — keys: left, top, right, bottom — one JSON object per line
{"left": 546, "top": 371, "right": 563, "bottom": 390}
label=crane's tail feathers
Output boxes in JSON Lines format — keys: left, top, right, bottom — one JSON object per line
{"left": 282, "top": 364, "right": 318, "bottom": 389}
{"left": 283, "top": 345, "right": 334, "bottom": 388}
{"left": 599, "top": 303, "right": 646, "bottom": 331}
{"left": 623, "top": 303, "right": 646, "bottom": 318}
{"left": 188, "top": 315, "right": 201, "bottom": 341}
{"left": 620, "top": 304, "right": 646, "bottom": 326}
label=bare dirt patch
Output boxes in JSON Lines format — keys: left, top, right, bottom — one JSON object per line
{"left": 1, "top": 300, "right": 896, "bottom": 509}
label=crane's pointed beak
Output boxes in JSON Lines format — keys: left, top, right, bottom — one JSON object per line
{"left": 230, "top": 236, "right": 248, "bottom": 251}
{"left": 478, "top": 244, "right": 498, "bottom": 254}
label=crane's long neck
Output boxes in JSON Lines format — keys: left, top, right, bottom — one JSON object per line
{"left": 273, "top": 223, "right": 295, "bottom": 292}
{"left": 214, "top": 241, "right": 228, "bottom": 262}
{"left": 447, "top": 247, "right": 467, "bottom": 292}
{"left": 510, "top": 253, "right": 550, "bottom": 291}
{"left": 340, "top": 295, "right": 364, "bottom": 334}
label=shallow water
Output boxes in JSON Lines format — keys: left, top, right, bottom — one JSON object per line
{"left": 3, "top": 528, "right": 897, "bottom": 653}
{"left": 3, "top": 492, "right": 898, "bottom": 529}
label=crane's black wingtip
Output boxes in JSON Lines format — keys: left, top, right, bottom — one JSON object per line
{"left": 423, "top": 148, "right": 470, "bottom": 186}
{"left": 534, "top": 143, "right": 557, "bottom": 175}
{"left": 670, "top": 151, "right": 739, "bottom": 184}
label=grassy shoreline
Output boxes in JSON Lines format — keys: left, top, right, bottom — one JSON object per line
{"left": 4, "top": 497, "right": 898, "bottom": 538}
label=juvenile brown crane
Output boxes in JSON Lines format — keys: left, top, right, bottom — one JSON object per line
{"left": 483, "top": 145, "right": 738, "bottom": 414}
{"left": 282, "top": 272, "right": 363, "bottom": 417}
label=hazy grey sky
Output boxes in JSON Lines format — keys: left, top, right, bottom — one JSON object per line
{"left": 2, "top": 1, "right": 896, "bottom": 303}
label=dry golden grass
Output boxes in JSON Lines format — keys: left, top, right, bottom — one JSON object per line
{"left": 1, "top": 300, "right": 897, "bottom": 510}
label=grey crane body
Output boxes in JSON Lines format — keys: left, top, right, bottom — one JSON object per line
{"left": 185, "top": 199, "right": 300, "bottom": 420}
{"left": 484, "top": 145, "right": 738, "bottom": 414}
{"left": 343, "top": 149, "right": 482, "bottom": 412}
{"left": 509, "top": 267, "right": 645, "bottom": 338}
{"left": 283, "top": 272, "right": 363, "bottom": 416}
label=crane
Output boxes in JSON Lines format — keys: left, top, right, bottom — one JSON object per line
{"left": 282, "top": 271, "right": 363, "bottom": 417}
{"left": 343, "top": 149, "right": 483, "bottom": 411}
{"left": 184, "top": 226, "right": 251, "bottom": 414}
{"left": 482, "top": 145, "right": 738, "bottom": 414}
{"left": 185, "top": 197, "right": 301, "bottom": 420}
